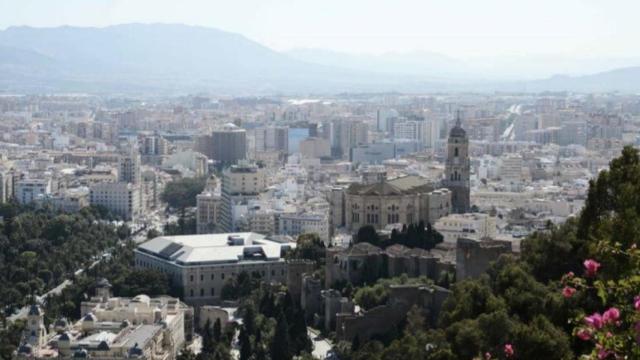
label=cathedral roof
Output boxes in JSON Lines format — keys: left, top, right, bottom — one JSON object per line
{"left": 347, "top": 175, "right": 433, "bottom": 196}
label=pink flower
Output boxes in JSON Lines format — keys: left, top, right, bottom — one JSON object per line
{"left": 598, "top": 349, "right": 613, "bottom": 359}
{"left": 602, "top": 307, "right": 620, "bottom": 325}
{"left": 562, "top": 286, "right": 576, "bottom": 298}
{"left": 484, "top": 352, "right": 492, "bottom": 360}
{"left": 634, "top": 295, "right": 640, "bottom": 311}
{"left": 583, "top": 259, "right": 601, "bottom": 277}
{"left": 504, "top": 344, "right": 514, "bottom": 358}
{"left": 576, "top": 328, "right": 591, "bottom": 341}
{"left": 585, "top": 312, "right": 604, "bottom": 329}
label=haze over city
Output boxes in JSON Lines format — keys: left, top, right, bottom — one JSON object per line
{"left": 3, "top": 0, "right": 640, "bottom": 84}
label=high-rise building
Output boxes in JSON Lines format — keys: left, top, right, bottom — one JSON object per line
{"left": 219, "top": 162, "right": 267, "bottom": 231}
{"left": 254, "top": 126, "right": 289, "bottom": 154}
{"left": 118, "top": 148, "right": 141, "bottom": 185}
{"left": 196, "top": 177, "right": 222, "bottom": 234}
{"left": 195, "top": 123, "right": 247, "bottom": 165}
{"left": 140, "top": 134, "right": 169, "bottom": 156}
{"left": 330, "top": 120, "right": 369, "bottom": 159}
{"left": 376, "top": 109, "right": 398, "bottom": 132}
{"left": 443, "top": 114, "right": 471, "bottom": 213}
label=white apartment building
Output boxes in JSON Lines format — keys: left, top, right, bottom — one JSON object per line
{"left": 499, "top": 155, "right": 526, "bottom": 184}
{"left": 394, "top": 120, "right": 424, "bottom": 142}
{"left": 196, "top": 189, "right": 222, "bottom": 234}
{"left": 16, "top": 178, "right": 52, "bottom": 205}
{"left": 118, "top": 150, "right": 141, "bottom": 184}
{"left": 89, "top": 182, "right": 142, "bottom": 221}
{"left": 0, "top": 167, "right": 14, "bottom": 203}
{"left": 220, "top": 162, "right": 267, "bottom": 232}
{"left": 434, "top": 213, "right": 498, "bottom": 244}
{"left": 278, "top": 212, "right": 330, "bottom": 242}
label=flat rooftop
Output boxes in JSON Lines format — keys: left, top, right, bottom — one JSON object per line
{"left": 136, "top": 232, "right": 294, "bottom": 266}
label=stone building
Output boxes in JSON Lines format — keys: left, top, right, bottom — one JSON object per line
{"left": 343, "top": 174, "right": 451, "bottom": 232}
{"left": 456, "top": 237, "right": 512, "bottom": 280}
{"left": 334, "top": 284, "right": 450, "bottom": 342}
{"left": 325, "top": 243, "right": 454, "bottom": 288}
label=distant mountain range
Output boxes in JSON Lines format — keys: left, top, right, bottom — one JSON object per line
{"left": 0, "top": 23, "right": 639, "bottom": 94}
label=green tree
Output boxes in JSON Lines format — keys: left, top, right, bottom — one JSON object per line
{"left": 270, "top": 311, "right": 292, "bottom": 360}
{"left": 213, "top": 318, "right": 222, "bottom": 343}
{"left": 161, "top": 177, "right": 206, "bottom": 209}
{"left": 355, "top": 225, "right": 380, "bottom": 247}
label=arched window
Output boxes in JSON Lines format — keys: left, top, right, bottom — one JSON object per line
{"left": 454, "top": 147, "right": 459, "bottom": 157}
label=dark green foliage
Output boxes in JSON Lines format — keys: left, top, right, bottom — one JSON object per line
{"left": 0, "top": 206, "right": 120, "bottom": 313}
{"left": 235, "top": 284, "right": 312, "bottom": 360}
{"left": 286, "top": 233, "right": 326, "bottom": 266}
{"left": 220, "top": 271, "right": 261, "bottom": 300}
{"left": 386, "top": 221, "right": 443, "bottom": 250}
{"left": 0, "top": 320, "right": 25, "bottom": 360}
{"left": 355, "top": 225, "right": 381, "bottom": 246}
{"left": 354, "top": 275, "right": 433, "bottom": 310}
{"left": 161, "top": 177, "right": 206, "bottom": 209}
{"left": 213, "top": 318, "right": 222, "bottom": 343}
{"left": 163, "top": 210, "right": 197, "bottom": 235}
{"left": 238, "top": 326, "right": 252, "bottom": 360}
{"left": 270, "top": 310, "right": 292, "bottom": 360}
{"left": 202, "top": 319, "right": 216, "bottom": 354}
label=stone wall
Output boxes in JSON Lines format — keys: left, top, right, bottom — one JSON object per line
{"left": 456, "top": 237, "right": 512, "bottom": 281}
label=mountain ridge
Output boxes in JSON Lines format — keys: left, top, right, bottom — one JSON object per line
{"left": 0, "top": 23, "right": 638, "bottom": 94}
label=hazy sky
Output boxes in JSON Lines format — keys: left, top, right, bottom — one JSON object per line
{"left": 1, "top": 0, "right": 638, "bottom": 58}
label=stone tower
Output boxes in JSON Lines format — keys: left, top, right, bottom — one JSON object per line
{"left": 444, "top": 112, "right": 470, "bottom": 213}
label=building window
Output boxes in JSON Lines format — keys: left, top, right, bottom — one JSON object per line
{"left": 190, "top": 289, "right": 194, "bottom": 297}
{"left": 211, "top": 288, "right": 215, "bottom": 296}
{"left": 211, "top": 274, "right": 215, "bottom": 280}
{"left": 454, "top": 147, "right": 459, "bottom": 157}
{"left": 200, "top": 274, "right": 203, "bottom": 281}
{"left": 221, "top": 273, "right": 225, "bottom": 280}
{"left": 200, "top": 288, "right": 204, "bottom": 297}
{"left": 190, "top": 275, "right": 194, "bottom": 282}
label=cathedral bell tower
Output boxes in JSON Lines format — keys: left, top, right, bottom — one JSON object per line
{"left": 444, "top": 112, "right": 471, "bottom": 213}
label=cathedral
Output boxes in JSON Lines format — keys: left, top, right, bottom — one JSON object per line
{"left": 443, "top": 113, "right": 471, "bottom": 213}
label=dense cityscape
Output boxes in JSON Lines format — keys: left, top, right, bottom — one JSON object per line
{"left": 0, "top": 91, "right": 637, "bottom": 359}
{"left": 1, "top": 1, "right": 640, "bottom": 359}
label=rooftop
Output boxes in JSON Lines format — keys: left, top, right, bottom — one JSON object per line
{"left": 136, "top": 232, "right": 293, "bottom": 266}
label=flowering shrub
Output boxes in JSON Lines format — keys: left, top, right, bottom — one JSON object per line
{"left": 562, "top": 244, "right": 640, "bottom": 359}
